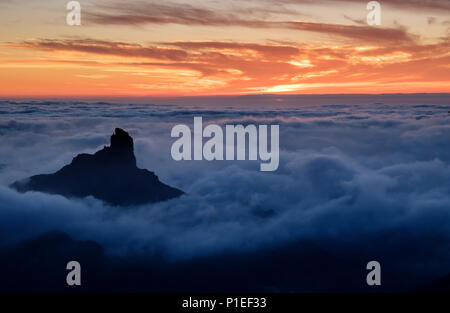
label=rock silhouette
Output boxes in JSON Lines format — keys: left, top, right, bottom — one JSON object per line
{"left": 11, "top": 128, "right": 183, "bottom": 206}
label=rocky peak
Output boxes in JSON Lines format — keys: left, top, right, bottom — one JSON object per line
{"left": 94, "top": 128, "right": 136, "bottom": 166}
{"left": 110, "top": 128, "right": 134, "bottom": 154}
{"left": 11, "top": 128, "right": 184, "bottom": 206}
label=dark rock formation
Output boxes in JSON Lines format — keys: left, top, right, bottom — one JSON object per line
{"left": 11, "top": 128, "right": 183, "bottom": 206}
{"left": 419, "top": 273, "right": 450, "bottom": 292}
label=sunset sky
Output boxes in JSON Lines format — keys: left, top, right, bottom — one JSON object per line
{"left": 0, "top": 0, "right": 449, "bottom": 97}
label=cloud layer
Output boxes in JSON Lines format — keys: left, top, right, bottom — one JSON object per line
{"left": 0, "top": 96, "right": 449, "bottom": 291}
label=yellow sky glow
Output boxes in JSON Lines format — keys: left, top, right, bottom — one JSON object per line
{"left": 0, "top": 0, "right": 449, "bottom": 97}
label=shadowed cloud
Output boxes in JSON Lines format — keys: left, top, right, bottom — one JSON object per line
{"left": 84, "top": 1, "right": 415, "bottom": 44}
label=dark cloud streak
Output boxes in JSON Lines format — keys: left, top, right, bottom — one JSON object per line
{"left": 84, "top": 1, "right": 416, "bottom": 44}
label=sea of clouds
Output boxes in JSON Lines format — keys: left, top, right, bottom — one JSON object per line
{"left": 0, "top": 95, "right": 449, "bottom": 287}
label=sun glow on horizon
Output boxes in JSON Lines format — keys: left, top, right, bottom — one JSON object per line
{"left": 0, "top": 0, "right": 449, "bottom": 97}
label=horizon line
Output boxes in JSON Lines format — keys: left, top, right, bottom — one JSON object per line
{"left": 1, "top": 92, "right": 449, "bottom": 101}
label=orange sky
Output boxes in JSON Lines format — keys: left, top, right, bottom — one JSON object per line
{"left": 0, "top": 0, "right": 449, "bottom": 97}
